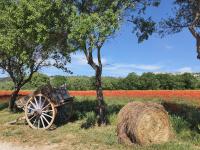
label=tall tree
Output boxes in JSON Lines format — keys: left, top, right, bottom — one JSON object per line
{"left": 159, "top": 0, "right": 200, "bottom": 58}
{"left": 67, "top": 0, "right": 160, "bottom": 125}
{"left": 0, "top": 0, "right": 72, "bottom": 111}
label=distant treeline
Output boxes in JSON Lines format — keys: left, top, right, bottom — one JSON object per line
{"left": 0, "top": 72, "right": 200, "bottom": 90}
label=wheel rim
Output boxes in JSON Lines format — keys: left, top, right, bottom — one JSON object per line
{"left": 25, "top": 94, "right": 56, "bottom": 130}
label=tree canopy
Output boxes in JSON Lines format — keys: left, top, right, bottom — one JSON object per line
{"left": 58, "top": 0, "right": 161, "bottom": 124}
{"left": 159, "top": 0, "right": 200, "bottom": 58}
{"left": 0, "top": 0, "right": 73, "bottom": 110}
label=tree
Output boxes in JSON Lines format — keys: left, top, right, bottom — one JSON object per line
{"left": 0, "top": 0, "right": 72, "bottom": 111}
{"left": 123, "top": 73, "right": 140, "bottom": 90}
{"left": 139, "top": 72, "right": 160, "bottom": 90}
{"left": 159, "top": 0, "right": 200, "bottom": 59}
{"left": 22, "top": 73, "right": 50, "bottom": 90}
{"left": 68, "top": 1, "right": 120, "bottom": 124}
{"left": 180, "top": 73, "right": 197, "bottom": 89}
{"left": 66, "top": 76, "right": 94, "bottom": 90}
{"left": 51, "top": 75, "right": 67, "bottom": 87}
{"left": 102, "top": 77, "right": 121, "bottom": 90}
{"left": 65, "top": 0, "right": 160, "bottom": 124}
{"left": 155, "top": 73, "right": 175, "bottom": 90}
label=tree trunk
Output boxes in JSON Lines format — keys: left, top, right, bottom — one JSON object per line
{"left": 9, "top": 88, "right": 20, "bottom": 112}
{"left": 197, "top": 37, "right": 200, "bottom": 59}
{"left": 95, "top": 67, "right": 106, "bottom": 125}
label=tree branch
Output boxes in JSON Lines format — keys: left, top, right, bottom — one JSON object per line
{"left": 88, "top": 46, "right": 97, "bottom": 70}
{"left": 188, "top": 12, "right": 200, "bottom": 38}
{"left": 82, "top": 40, "right": 98, "bottom": 70}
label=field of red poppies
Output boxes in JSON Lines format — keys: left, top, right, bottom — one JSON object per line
{"left": 1, "top": 90, "right": 200, "bottom": 102}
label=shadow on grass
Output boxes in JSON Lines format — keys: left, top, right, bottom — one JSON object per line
{"left": 0, "top": 102, "right": 8, "bottom": 111}
{"left": 71, "top": 99, "right": 124, "bottom": 121}
{"left": 68, "top": 98, "right": 200, "bottom": 130}
{"left": 54, "top": 98, "right": 124, "bottom": 128}
{"left": 163, "top": 101, "right": 200, "bottom": 132}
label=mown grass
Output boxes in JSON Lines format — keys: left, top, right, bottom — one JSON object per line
{"left": 1, "top": 96, "right": 200, "bottom": 150}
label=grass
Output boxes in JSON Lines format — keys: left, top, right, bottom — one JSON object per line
{"left": 1, "top": 96, "right": 200, "bottom": 149}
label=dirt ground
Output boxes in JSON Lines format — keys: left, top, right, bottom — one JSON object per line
{"left": 0, "top": 141, "right": 59, "bottom": 150}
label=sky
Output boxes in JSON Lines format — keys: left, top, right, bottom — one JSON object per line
{"left": 1, "top": 0, "right": 200, "bottom": 78}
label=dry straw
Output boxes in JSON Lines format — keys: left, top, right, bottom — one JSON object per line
{"left": 117, "top": 102, "right": 173, "bottom": 146}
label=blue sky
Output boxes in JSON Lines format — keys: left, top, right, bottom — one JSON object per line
{"left": 1, "top": 0, "right": 200, "bottom": 77}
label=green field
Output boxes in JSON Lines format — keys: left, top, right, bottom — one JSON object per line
{"left": 1, "top": 97, "right": 200, "bottom": 150}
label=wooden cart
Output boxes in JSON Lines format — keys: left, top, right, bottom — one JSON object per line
{"left": 15, "top": 84, "right": 74, "bottom": 130}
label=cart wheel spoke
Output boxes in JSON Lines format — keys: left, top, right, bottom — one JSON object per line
{"left": 41, "top": 98, "right": 45, "bottom": 109}
{"left": 29, "top": 115, "right": 36, "bottom": 121}
{"left": 41, "top": 115, "right": 50, "bottom": 125}
{"left": 37, "top": 118, "right": 40, "bottom": 128}
{"left": 33, "top": 117, "right": 37, "bottom": 126}
{"left": 42, "top": 103, "right": 51, "bottom": 111}
{"left": 34, "top": 97, "right": 39, "bottom": 109}
{"left": 30, "top": 101, "right": 37, "bottom": 109}
{"left": 42, "top": 113, "right": 53, "bottom": 119}
{"left": 42, "top": 110, "right": 53, "bottom": 113}
{"left": 38, "top": 96, "right": 42, "bottom": 108}
{"left": 40, "top": 116, "right": 45, "bottom": 128}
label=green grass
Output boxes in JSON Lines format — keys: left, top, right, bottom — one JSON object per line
{"left": 1, "top": 97, "right": 200, "bottom": 149}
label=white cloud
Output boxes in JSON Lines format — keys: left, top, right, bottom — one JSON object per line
{"left": 71, "top": 54, "right": 87, "bottom": 65}
{"left": 104, "top": 63, "right": 162, "bottom": 71}
{"left": 133, "top": 64, "right": 161, "bottom": 70}
{"left": 165, "top": 44, "right": 173, "bottom": 50}
{"left": 103, "top": 63, "right": 162, "bottom": 76}
{"left": 177, "top": 67, "right": 193, "bottom": 73}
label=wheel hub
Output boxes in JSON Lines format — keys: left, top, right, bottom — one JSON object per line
{"left": 35, "top": 109, "right": 42, "bottom": 116}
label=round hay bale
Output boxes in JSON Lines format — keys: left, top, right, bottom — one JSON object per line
{"left": 117, "top": 102, "right": 173, "bottom": 146}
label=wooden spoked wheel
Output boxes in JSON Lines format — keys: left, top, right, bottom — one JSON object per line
{"left": 25, "top": 94, "right": 56, "bottom": 130}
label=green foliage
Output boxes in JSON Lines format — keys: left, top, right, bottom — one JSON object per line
{"left": 132, "top": 17, "right": 156, "bottom": 43}
{"left": 1, "top": 72, "right": 200, "bottom": 90}
{"left": 0, "top": 80, "right": 14, "bottom": 90}
{"left": 22, "top": 73, "right": 50, "bottom": 90}
{"left": 122, "top": 72, "right": 140, "bottom": 90}
{"left": 0, "top": 0, "right": 73, "bottom": 110}
{"left": 66, "top": 76, "right": 95, "bottom": 90}
{"left": 51, "top": 76, "right": 67, "bottom": 87}
{"left": 180, "top": 73, "right": 198, "bottom": 89}
{"left": 102, "top": 77, "right": 122, "bottom": 90}
{"left": 172, "top": 73, "right": 198, "bottom": 90}
{"left": 156, "top": 73, "right": 176, "bottom": 90}
{"left": 138, "top": 72, "right": 160, "bottom": 90}
{"left": 69, "top": 1, "right": 121, "bottom": 48}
